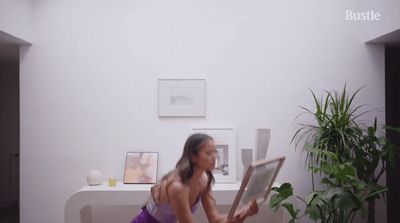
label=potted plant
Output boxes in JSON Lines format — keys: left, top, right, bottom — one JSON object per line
{"left": 270, "top": 85, "right": 399, "bottom": 223}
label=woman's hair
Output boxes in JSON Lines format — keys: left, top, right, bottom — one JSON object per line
{"left": 150, "top": 133, "right": 215, "bottom": 202}
{"left": 175, "top": 133, "right": 215, "bottom": 189}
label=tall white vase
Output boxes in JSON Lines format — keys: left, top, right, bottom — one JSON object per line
{"left": 255, "top": 128, "right": 271, "bottom": 160}
{"left": 241, "top": 148, "right": 253, "bottom": 178}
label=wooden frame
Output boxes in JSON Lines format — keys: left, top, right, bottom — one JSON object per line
{"left": 227, "top": 156, "right": 285, "bottom": 220}
{"left": 123, "top": 152, "right": 158, "bottom": 184}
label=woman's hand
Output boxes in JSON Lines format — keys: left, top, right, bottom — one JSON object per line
{"left": 228, "top": 199, "right": 259, "bottom": 223}
{"left": 245, "top": 199, "right": 258, "bottom": 217}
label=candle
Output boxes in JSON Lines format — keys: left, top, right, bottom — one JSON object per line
{"left": 108, "top": 177, "right": 117, "bottom": 187}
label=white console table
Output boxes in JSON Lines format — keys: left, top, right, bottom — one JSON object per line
{"left": 65, "top": 181, "right": 284, "bottom": 223}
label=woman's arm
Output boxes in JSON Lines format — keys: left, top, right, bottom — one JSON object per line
{"left": 201, "top": 190, "right": 227, "bottom": 223}
{"left": 167, "top": 181, "right": 195, "bottom": 223}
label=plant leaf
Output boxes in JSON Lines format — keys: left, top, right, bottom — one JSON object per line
{"left": 282, "top": 203, "right": 300, "bottom": 220}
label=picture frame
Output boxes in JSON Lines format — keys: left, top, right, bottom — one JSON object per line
{"left": 227, "top": 156, "right": 285, "bottom": 220}
{"left": 158, "top": 79, "right": 206, "bottom": 117}
{"left": 192, "top": 127, "right": 236, "bottom": 183}
{"left": 123, "top": 152, "right": 158, "bottom": 184}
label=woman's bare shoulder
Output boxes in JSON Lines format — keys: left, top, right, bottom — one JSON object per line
{"left": 168, "top": 180, "right": 186, "bottom": 192}
{"left": 165, "top": 172, "right": 188, "bottom": 191}
{"left": 154, "top": 171, "right": 189, "bottom": 202}
{"left": 166, "top": 177, "right": 189, "bottom": 199}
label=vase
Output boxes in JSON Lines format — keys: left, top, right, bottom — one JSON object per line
{"left": 241, "top": 148, "right": 253, "bottom": 178}
{"left": 255, "top": 128, "right": 271, "bottom": 160}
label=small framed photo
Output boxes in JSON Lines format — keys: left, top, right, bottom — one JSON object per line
{"left": 192, "top": 127, "right": 236, "bottom": 183}
{"left": 227, "top": 157, "right": 285, "bottom": 220}
{"left": 158, "top": 79, "right": 206, "bottom": 117}
{"left": 123, "top": 152, "right": 158, "bottom": 184}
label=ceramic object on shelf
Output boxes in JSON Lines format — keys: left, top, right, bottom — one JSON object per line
{"left": 241, "top": 148, "right": 253, "bottom": 178}
{"left": 87, "top": 169, "right": 103, "bottom": 186}
{"left": 255, "top": 128, "right": 271, "bottom": 160}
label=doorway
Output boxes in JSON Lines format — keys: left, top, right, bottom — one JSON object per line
{"left": 385, "top": 46, "right": 400, "bottom": 223}
{"left": 0, "top": 43, "right": 20, "bottom": 223}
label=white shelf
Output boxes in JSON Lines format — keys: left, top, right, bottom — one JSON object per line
{"left": 65, "top": 181, "right": 280, "bottom": 223}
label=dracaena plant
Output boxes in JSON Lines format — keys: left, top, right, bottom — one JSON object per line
{"left": 269, "top": 85, "right": 399, "bottom": 223}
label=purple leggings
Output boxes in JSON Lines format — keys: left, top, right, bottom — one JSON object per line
{"left": 131, "top": 207, "right": 160, "bottom": 223}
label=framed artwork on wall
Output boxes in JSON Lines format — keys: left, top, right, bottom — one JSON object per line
{"left": 192, "top": 127, "right": 236, "bottom": 183}
{"left": 123, "top": 152, "right": 158, "bottom": 184}
{"left": 227, "top": 157, "right": 285, "bottom": 220}
{"left": 158, "top": 79, "right": 206, "bottom": 117}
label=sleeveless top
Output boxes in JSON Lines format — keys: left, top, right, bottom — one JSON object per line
{"left": 145, "top": 195, "right": 201, "bottom": 223}
{"left": 132, "top": 173, "right": 204, "bottom": 223}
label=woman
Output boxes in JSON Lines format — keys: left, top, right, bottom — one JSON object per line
{"left": 131, "top": 133, "right": 258, "bottom": 223}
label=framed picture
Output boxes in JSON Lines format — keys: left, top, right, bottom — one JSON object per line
{"left": 123, "top": 152, "right": 158, "bottom": 184}
{"left": 192, "top": 127, "right": 236, "bottom": 183}
{"left": 158, "top": 79, "right": 206, "bottom": 117}
{"left": 227, "top": 157, "right": 285, "bottom": 220}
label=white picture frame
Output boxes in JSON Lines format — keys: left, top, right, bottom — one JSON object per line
{"left": 192, "top": 127, "right": 236, "bottom": 183}
{"left": 158, "top": 79, "right": 206, "bottom": 117}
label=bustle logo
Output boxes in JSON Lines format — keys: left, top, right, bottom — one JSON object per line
{"left": 345, "top": 10, "right": 381, "bottom": 21}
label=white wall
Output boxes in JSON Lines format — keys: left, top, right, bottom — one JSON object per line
{"left": 18, "top": 0, "right": 400, "bottom": 223}
{"left": 0, "top": 0, "right": 33, "bottom": 43}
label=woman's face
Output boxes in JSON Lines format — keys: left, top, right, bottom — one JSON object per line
{"left": 192, "top": 139, "right": 217, "bottom": 171}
